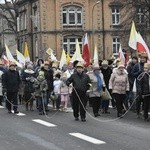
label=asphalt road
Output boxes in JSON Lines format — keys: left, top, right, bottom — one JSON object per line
{"left": 0, "top": 103, "right": 150, "bottom": 150}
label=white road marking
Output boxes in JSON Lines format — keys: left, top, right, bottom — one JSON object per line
{"left": 0, "top": 105, "right": 4, "bottom": 108}
{"left": 69, "top": 133, "right": 106, "bottom": 145}
{"left": 32, "top": 119, "right": 57, "bottom": 127}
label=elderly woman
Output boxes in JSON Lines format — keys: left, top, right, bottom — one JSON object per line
{"left": 109, "top": 63, "right": 129, "bottom": 117}
{"left": 87, "top": 64, "right": 105, "bottom": 117}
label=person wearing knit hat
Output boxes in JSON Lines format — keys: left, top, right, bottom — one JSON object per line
{"left": 87, "top": 63, "right": 106, "bottom": 117}
{"left": 109, "top": 62, "right": 129, "bottom": 117}
{"left": 22, "top": 62, "right": 35, "bottom": 111}
{"left": 101, "top": 60, "right": 114, "bottom": 112}
{"left": 137, "top": 62, "right": 150, "bottom": 121}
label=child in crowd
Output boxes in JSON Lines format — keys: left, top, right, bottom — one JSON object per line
{"left": 58, "top": 73, "right": 71, "bottom": 112}
{"left": 53, "top": 73, "right": 61, "bottom": 110}
{"left": 33, "top": 71, "right": 48, "bottom": 115}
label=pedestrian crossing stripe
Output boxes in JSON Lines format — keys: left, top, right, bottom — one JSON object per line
{"left": 0, "top": 106, "right": 4, "bottom": 108}
{"left": 32, "top": 119, "right": 57, "bottom": 127}
{"left": 69, "top": 133, "right": 106, "bottom": 145}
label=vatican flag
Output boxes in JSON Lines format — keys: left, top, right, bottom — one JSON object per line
{"left": 24, "top": 42, "right": 30, "bottom": 62}
{"left": 59, "top": 49, "right": 67, "bottom": 69}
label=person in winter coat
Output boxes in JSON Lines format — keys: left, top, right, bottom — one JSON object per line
{"left": 33, "top": 71, "right": 48, "bottom": 115}
{"left": 137, "top": 63, "right": 150, "bottom": 122}
{"left": 109, "top": 63, "right": 129, "bottom": 117}
{"left": 58, "top": 73, "right": 72, "bottom": 112}
{"left": 53, "top": 73, "right": 61, "bottom": 110}
{"left": 66, "top": 62, "right": 91, "bottom": 122}
{"left": 87, "top": 64, "right": 105, "bottom": 117}
{"left": 101, "top": 60, "right": 112, "bottom": 113}
{"left": 39, "top": 61, "right": 54, "bottom": 111}
{"left": 0, "top": 60, "right": 6, "bottom": 106}
{"left": 22, "top": 64, "right": 35, "bottom": 111}
{"left": 131, "top": 53, "right": 147, "bottom": 117}
{"left": 2, "top": 62, "right": 21, "bottom": 114}
{"left": 126, "top": 56, "right": 138, "bottom": 110}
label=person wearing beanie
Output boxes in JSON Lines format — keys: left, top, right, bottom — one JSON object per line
{"left": 131, "top": 53, "right": 147, "bottom": 118}
{"left": 22, "top": 64, "right": 35, "bottom": 111}
{"left": 109, "top": 63, "right": 129, "bottom": 117}
{"left": 101, "top": 60, "right": 113, "bottom": 113}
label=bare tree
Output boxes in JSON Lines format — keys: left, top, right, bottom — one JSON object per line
{"left": 0, "top": 0, "right": 18, "bottom": 56}
{"left": 121, "top": 0, "right": 150, "bottom": 47}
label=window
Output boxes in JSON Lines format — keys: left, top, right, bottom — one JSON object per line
{"left": 112, "top": 37, "right": 120, "bottom": 54}
{"left": 19, "top": 11, "right": 27, "bottom": 30}
{"left": 24, "top": 12, "right": 27, "bottom": 29}
{"left": 62, "top": 6, "right": 82, "bottom": 26}
{"left": 63, "top": 36, "right": 82, "bottom": 56}
{"left": 137, "top": 8, "right": 145, "bottom": 24}
{"left": 112, "top": 8, "right": 120, "bottom": 25}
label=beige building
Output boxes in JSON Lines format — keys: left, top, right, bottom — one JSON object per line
{"left": 16, "top": 0, "right": 148, "bottom": 61}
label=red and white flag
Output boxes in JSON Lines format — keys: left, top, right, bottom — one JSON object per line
{"left": 118, "top": 44, "right": 125, "bottom": 64}
{"left": 1, "top": 55, "right": 9, "bottom": 65}
{"left": 128, "top": 21, "right": 138, "bottom": 50}
{"left": 82, "top": 33, "right": 90, "bottom": 67}
{"left": 137, "top": 33, "right": 150, "bottom": 60}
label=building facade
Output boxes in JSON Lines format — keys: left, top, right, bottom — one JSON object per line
{"left": 16, "top": 0, "right": 149, "bottom": 61}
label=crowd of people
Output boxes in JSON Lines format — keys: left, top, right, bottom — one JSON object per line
{"left": 0, "top": 52, "right": 150, "bottom": 122}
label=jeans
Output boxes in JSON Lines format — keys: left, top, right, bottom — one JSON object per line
{"left": 38, "top": 96, "right": 47, "bottom": 112}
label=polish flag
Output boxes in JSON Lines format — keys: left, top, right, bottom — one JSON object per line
{"left": 128, "top": 21, "right": 138, "bottom": 50}
{"left": 118, "top": 44, "right": 125, "bottom": 65}
{"left": 82, "top": 33, "right": 90, "bottom": 67}
{"left": 137, "top": 33, "right": 150, "bottom": 60}
{"left": 1, "top": 55, "right": 9, "bottom": 65}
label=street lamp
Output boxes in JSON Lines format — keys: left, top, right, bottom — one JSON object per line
{"left": 92, "top": 1, "right": 100, "bottom": 52}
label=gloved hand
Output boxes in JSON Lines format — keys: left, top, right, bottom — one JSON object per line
{"left": 2, "top": 88, "right": 7, "bottom": 94}
{"left": 103, "top": 87, "right": 105, "bottom": 92}
{"left": 109, "top": 89, "right": 112, "bottom": 94}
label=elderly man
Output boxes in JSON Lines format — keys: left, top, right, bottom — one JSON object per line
{"left": 66, "top": 62, "right": 91, "bottom": 122}
{"left": 2, "top": 62, "right": 20, "bottom": 113}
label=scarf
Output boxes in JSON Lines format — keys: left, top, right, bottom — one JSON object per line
{"left": 94, "top": 70, "right": 103, "bottom": 91}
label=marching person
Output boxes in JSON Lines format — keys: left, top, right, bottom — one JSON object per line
{"left": 22, "top": 64, "right": 35, "bottom": 111}
{"left": 87, "top": 63, "right": 105, "bottom": 117}
{"left": 137, "top": 62, "right": 150, "bottom": 122}
{"left": 66, "top": 62, "right": 91, "bottom": 122}
{"left": 109, "top": 63, "right": 129, "bottom": 117}
{"left": 131, "top": 53, "right": 147, "bottom": 117}
{"left": 2, "top": 62, "right": 21, "bottom": 114}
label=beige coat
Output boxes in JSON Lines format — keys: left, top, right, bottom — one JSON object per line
{"left": 109, "top": 69, "right": 129, "bottom": 94}
{"left": 87, "top": 71, "right": 105, "bottom": 97}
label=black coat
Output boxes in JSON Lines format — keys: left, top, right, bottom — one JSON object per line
{"left": 137, "top": 72, "right": 150, "bottom": 95}
{"left": 66, "top": 72, "right": 91, "bottom": 92}
{"left": 2, "top": 69, "right": 21, "bottom": 92}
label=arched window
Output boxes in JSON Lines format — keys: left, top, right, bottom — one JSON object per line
{"left": 62, "top": 6, "right": 82, "bottom": 26}
{"left": 63, "top": 36, "right": 83, "bottom": 56}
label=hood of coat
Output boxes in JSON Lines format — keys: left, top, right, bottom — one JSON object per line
{"left": 37, "top": 75, "right": 45, "bottom": 82}
{"left": 24, "top": 69, "right": 35, "bottom": 74}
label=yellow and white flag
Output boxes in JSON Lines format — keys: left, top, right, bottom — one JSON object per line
{"left": 128, "top": 21, "right": 138, "bottom": 50}
{"left": 66, "top": 53, "right": 71, "bottom": 63}
{"left": 5, "top": 44, "right": 22, "bottom": 68}
{"left": 59, "top": 49, "right": 67, "bottom": 69}
{"left": 46, "top": 48, "right": 57, "bottom": 61}
{"left": 24, "top": 42, "right": 30, "bottom": 62}
{"left": 93, "top": 44, "right": 99, "bottom": 66}
{"left": 16, "top": 49, "right": 25, "bottom": 64}
{"left": 71, "top": 39, "right": 84, "bottom": 62}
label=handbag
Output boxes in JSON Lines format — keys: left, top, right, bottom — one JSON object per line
{"left": 101, "top": 88, "right": 112, "bottom": 101}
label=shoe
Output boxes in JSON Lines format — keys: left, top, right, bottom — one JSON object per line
{"left": 14, "top": 111, "right": 19, "bottom": 114}
{"left": 105, "top": 111, "right": 110, "bottom": 114}
{"left": 75, "top": 117, "right": 79, "bottom": 121}
{"left": 94, "top": 113, "right": 100, "bottom": 117}
{"left": 81, "top": 118, "right": 86, "bottom": 122}
{"left": 144, "top": 118, "right": 149, "bottom": 122}
{"left": 39, "top": 112, "right": 43, "bottom": 115}
{"left": 8, "top": 110, "right": 12, "bottom": 113}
